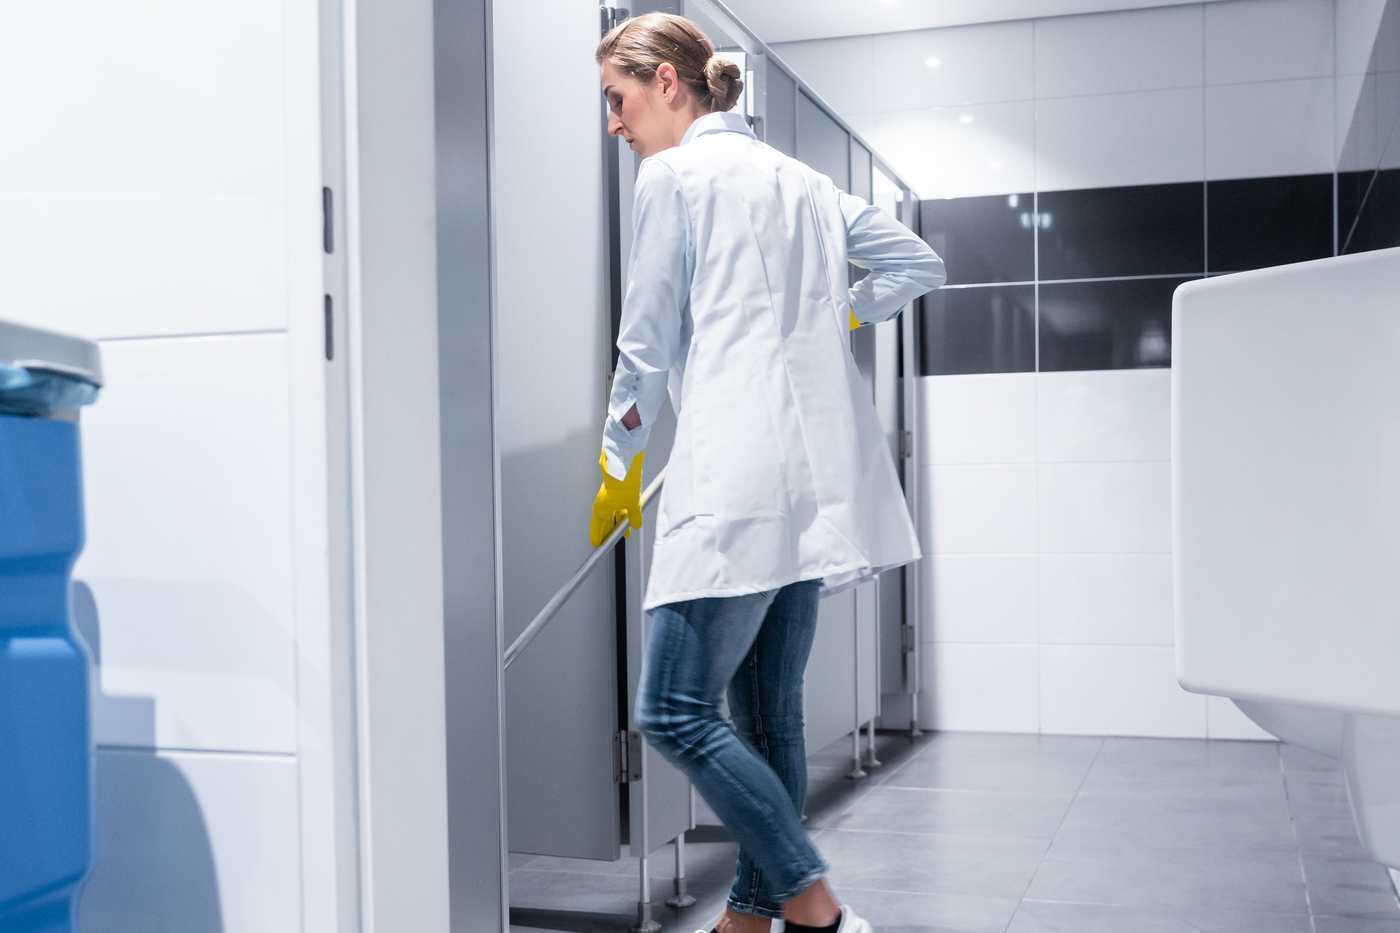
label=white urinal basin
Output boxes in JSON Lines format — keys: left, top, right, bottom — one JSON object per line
{"left": 1172, "top": 249, "right": 1400, "bottom": 870}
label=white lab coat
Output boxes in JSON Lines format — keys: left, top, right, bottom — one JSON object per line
{"left": 600, "top": 109, "right": 946, "bottom": 612}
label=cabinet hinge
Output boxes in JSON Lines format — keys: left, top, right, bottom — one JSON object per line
{"left": 614, "top": 729, "right": 642, "bottom": 783}
{"left": 899, "top": 430, "right": 914, "bottom": 459}
{"left": 600, "top": 5, "right": 630, "bottom": 36}
{"left": 900, "top": 624, "right": 916, "bottom": 654}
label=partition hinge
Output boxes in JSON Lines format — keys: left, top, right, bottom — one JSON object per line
{"left": 899, "top": 430, "right": 913, "bottom": 459}
{"left": 614, "top": 729, "right": 642, "bottom": 783}
{"left": 900, "top": 624, "right": 916, "bottom": 654}
{"left": 600, "top": 5, "right": 630, "bottom": 35}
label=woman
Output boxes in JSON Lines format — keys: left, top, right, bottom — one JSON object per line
{"left": 589, "top": 13, "right": 945, "bottom": 933}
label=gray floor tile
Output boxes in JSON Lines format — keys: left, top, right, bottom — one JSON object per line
{"left": 1281, "top": 743, "right": 1343, "bottom": 772}
{"left": 1051, "top": 793, "right": 1297, "bottom": 854}
{"left": 824, "top": 786, "right": 1074, "bottom": 842}
{"left": 1025, "top": 847, "right": 1309, "bottom": 913}
{"left": 837, "top": 885, "right": 1020, "bottom": 932}
{"left": 1091, "top": 737, "right": 1281, "bottom": 780}
{"left": 1004, "top": 899, "right": 1312, "bottom": 932}
{"left": 1295, "top": 805, "right": 1372, "bottom": 859}
{"left": 1314, "top": 918, "right": 1400, "bottom": 933}
{"left": 817, "top": 826, "right": 1047, "bottom": 900}
{"left": 882, "top": 733, "right": 1102, "bottom": 795}
{"left": 1303, "top": 856, "right": 1400, "bottom": 918}
{"left": 1286, "top": 769, "right": 1352, "bottom": 809}
{"left": 1077, "top": 761, "right": 1287, "bottom": 802}
{"left": 509, "top": 868, "right": 701, "bottom": 920}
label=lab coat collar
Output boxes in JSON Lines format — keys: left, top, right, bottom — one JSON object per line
{"left": 680, "top": 109, "right": 756, "bottom": 146}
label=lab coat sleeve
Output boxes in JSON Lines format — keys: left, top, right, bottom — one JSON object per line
{"left": 599, "top": 157, "right": 692, "bottom": 481}
{"left": 839, "top": 189, "right": 946, "bottom": 326}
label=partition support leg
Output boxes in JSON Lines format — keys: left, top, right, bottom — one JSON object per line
{"left": 666, "top": 834, "right": 696, "bottom": 908}
{"left": 630, "top": 852, "right": 662, "bottom": 933}
{"left": 864, "top": 719, "right": 882, "bottom": 768}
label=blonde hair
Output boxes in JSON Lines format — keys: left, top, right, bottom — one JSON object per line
{"left": 596, "top": 12, "right": 744, "bottom": 113}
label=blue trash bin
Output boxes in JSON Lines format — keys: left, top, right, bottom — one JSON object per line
{"left": 0, "top": 320, "right": 102, "bottom": 933}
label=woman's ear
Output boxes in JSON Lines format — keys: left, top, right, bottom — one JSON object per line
{"left": 655, "top": 61, "right": 676, "bottom": 102}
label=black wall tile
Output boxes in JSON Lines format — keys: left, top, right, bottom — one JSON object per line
{"left": 920, "top": 193, "right": 1035, "bottom": 285}
{"left": 1208, "top": 174, "right": 1333, "bottom": 272}
{"left": 1038, "top": 183, "right": 1204, "bottom": 279}
{"left": 1342, "top": 168, "right": 1400, "bottom": 254}
{"left": 1038, "top": 277, "right": 1194, "bottom": 372}
{"left": 919, "top": 286, "right": 1035, "bottom": 376}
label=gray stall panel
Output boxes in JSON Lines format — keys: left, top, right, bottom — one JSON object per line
{"left": 764, "top": 61, "right": 796, "bottom": 157}
{"left": 797, "top": 90, "right": 849, "bottom": 191}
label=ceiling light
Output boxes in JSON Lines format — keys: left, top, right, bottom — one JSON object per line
{"left": 957, "top": 113, "right": 974, "bottom": 125}
{"left": 924, "top": 56, "right": 942, "bottom": 69}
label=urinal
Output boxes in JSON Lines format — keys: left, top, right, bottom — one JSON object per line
{"left": 1172, "top": 247, "right": 1400, "bottom": 871}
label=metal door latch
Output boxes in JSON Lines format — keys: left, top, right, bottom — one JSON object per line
{"left": 600, "top": 5, "right": 630, "bottom": 35}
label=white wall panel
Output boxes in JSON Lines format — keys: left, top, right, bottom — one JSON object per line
{"left": 1205, "top": 0, "right": 1336, "bottom": 84}
{"left": 923, "top": 644, "right": 1040, "bottom": 732}
{"left": 1035, "top": 5, "right": 1205, "bottom": 99}
{"left": 922, "top": 464, "right": 1038, "bottom": 554}
{"left": 75, "top": 334, "right": 297, "bottom": 754}
{"left": 770, "top": 36, "right": 874, "bottom": 117}
{"left": 1206, "top": 77, "right": 1336, "bottom": 178}
{"left": 1039, "top": 554, "right": 1174, "bottom": 645}
{"left": 868, "top": 102, "right": 1036, "bottom": 199}
{"left": 1041, "top": 646, "right": 1208, "bottom": 737}
{"left": 924, "top": 556, "right": 1039, "bottom": 643}
{"left": 1038, "top": 462, "right": 1172, "bottom": 554}
{"left": 872, "top": 20, "right": 1035, "bottom": 109}
{"left": 921, "top": 373, "right": 1037, "bottom": 465}
{"left": 79, "top": 750, "right": 300, "bottom": 932}
{"left": 0, "top": 0, "right": 292, "bottom": 339}
{"left": 1036, "top": 88, "right": 1205, "bottom": 191}
{"left": 1036, "top": 370, "right": 1171, "bottom": 462}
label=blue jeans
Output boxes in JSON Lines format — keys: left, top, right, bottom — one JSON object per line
{"left": 634, "top": 578, "right": 830, "bottom": 920}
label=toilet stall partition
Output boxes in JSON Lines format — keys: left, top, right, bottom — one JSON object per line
{"left": 500, "top": 5, "right": 927, "bottom": 933}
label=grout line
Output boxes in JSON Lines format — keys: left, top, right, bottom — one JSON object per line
{"left": 97, "top": 328, "right": 287, "bottom": 344}
{"left": 97, "top": 743, "right": 297, "bottom": 760}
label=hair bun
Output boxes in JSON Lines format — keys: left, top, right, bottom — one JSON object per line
{"left": 704, "top": 55, "right": 744, "bottom": 111}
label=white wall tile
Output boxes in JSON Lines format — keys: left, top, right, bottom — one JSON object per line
{"left": 866, "top": 101, "right": 1036, "bottom": 199}
{"left": 1040, "top": 645, "right": 1208, "bottom": 736}
{"left": 873, "top": 20, "right": 1035, "bottom": 109}
{"left": 771, "top": 36, "right": 875, "bottom": 117}
{"left": 1337, "top": 73, "right": 1379, "bottom": 169}
{"left": 923, "top": 556, "right": 1039, "bottom": 643}
{"left": 1336, "top": 0, "right": 1392, "bottom": 74}
{"left": 922, "top": 644, "right": 1040, "bottom": 732}
{"left": 920, "top": 373, "right": 1037, "bottom": 464}
{"left": 1038, "top": 461, "right": 1172, "bottom": 553}
{"left": 922, "top": 464, "right": 1038, "bottom": 554}
{"left": 1381, "top": 71, "right": 1400, "bottom": 170}
{"left": 1207, "top": 696, "right": 1280, "bottom": 740}
{"left": 1205, "top": 0, "right": 1335, "bottom": 85}
{"left": 1039, "top": 554, "right": 1174, "bottom": 645}
{"left": 79, "top": 749, "right": 300, "bottom": 932}
{"left": 1036, "top": 88, "right": 1205, "bottom": 191}
{"left": 1036, "top": 369, "right": 1172, "bottom": 462}
{"left": 1206, "top": 77, "right": 1336, "bottom": 179}
{"left": 0, "top": 0, "right": 291, "bottom": 340}
{"left": 74, "top": 335, "right": 297, "bottom": 753}
{"left": 1035, "top": 5, "right": 1205, "bottom": 99}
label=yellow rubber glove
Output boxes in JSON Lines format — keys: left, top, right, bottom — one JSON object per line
{"left": 848, "top": 303, "right": 860, "bottom": 332}
{"left": 589, "top": 449, "right": 645, "bottom": 547}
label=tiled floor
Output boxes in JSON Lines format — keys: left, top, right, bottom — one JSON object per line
{"left": 508, "top": 731, "right": 1400, "bottom": 933}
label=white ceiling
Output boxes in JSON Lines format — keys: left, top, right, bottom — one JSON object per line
{"left": 717, "top": 0, "right": 1230, "bottom": 44}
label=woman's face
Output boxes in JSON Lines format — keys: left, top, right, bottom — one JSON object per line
{"left": 600, "top": 59, "right": 685, "bottom": 159}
